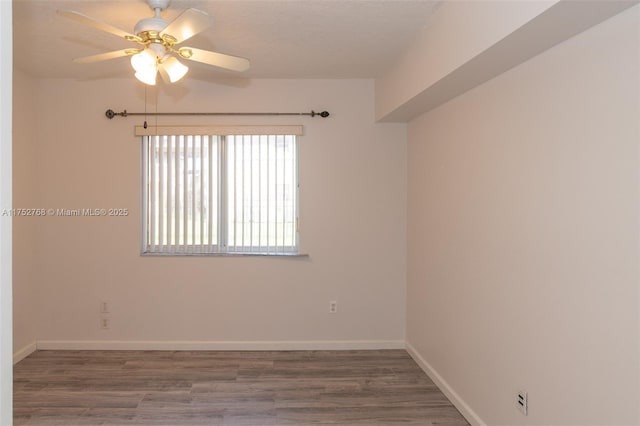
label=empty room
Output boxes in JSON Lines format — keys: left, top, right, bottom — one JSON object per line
{"left": 1, "top": 0, "right": 639, "bottom": 425}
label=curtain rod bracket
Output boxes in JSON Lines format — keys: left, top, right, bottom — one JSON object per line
{"left": 310, "top": 110, "right": 330, "bottom": 118}
{"left": 105, "top": 109, "right": 329, "bottom": 119}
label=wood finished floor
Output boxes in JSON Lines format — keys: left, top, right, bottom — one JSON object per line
{"left": 14, "top": 350, "right": 469, "bottom": 425}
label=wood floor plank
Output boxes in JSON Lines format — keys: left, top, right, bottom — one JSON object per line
{"left": 14, "top": 349, "right": 469, "bottom": 425}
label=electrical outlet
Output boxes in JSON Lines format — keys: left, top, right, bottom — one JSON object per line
{"left": 517, "top": 390, "right": 528, "bottom": 415}
{"left": 100, "top": 318, "right": 110, "bottom": 330}
{"left": 329, "top": 301, "right": 337, "bottom": 314}
{"left": 100, "top": 301, "right": 110, "bottom": 313}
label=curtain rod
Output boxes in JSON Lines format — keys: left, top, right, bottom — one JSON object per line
{"left": 105, "top": 109, "right": 330, "bottom": 119}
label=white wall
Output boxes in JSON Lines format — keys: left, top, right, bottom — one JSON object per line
{"left": 12, "top": 69, "right": 38, "bottom": 361}
{"left": 375, "top": 0, "right": 638, "bottom": 123}
{"left": 407, "top": 6, "right": 639, "bottom": 426}
{"left": 19, "top": 78, "right": 406, "bottom": 349}
{"left": 0, "top": 0, "right": 12, "bottom": 423}
{"left": 375, "top": 0, "right": 555, "bottom": 121}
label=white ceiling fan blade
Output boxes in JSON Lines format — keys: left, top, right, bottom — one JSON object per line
{"left": 160, "top": 9, "right": 210, "bottom": 44}
{"left": 57, "top": 10, "right": 140, "bottom": 41}
{"left": 73, "top": 49, "right": 139, "bottom": 64}
{"left": 182, "top": 47, "right": 250, "bottom": 72}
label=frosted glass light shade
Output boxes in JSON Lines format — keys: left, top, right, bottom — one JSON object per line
{"left": 134, "top": 70, "right": 157, "bottom": 85}
{"left": 131, "top": 49, "right": 158, "bottom": 85}
{"left": 131, "top": 49, "right": 156, "bottom": 72}
{"left": 159, "top": 56, "right": 189, "bottom": 83}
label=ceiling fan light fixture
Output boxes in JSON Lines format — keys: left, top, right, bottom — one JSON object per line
{"left": 159, "top": 55, "right": 189, "bottom": 83}
{"left": 130, "top": 49, "right": 157, "bottom": 73}
{"left": 131, "top": 49, "right": 158, "bottom": 85}
{"left": 135, "top": 70, "right": 157, "bottom": 86}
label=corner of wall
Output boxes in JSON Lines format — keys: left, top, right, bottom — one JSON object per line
{"left": 405, "top": 341, "right": 486, "bottom": 426}
{"left": 13, "top": 341, "right": 36, "bottom": 365}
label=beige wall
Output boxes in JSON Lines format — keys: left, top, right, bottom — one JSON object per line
{"left": 12, "top": 69, "right": 38, "bottom": 358}
{"left": 15, "top": 78, "right": 406, "bottom": 347}
{"left": 375, "top": 0, "right": 555, "bottom": 121}
{"left": 407, "top": 6, "right": 639, "bottom": 426}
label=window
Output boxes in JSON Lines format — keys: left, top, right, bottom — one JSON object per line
{"left": 139, "top": 126, "right": 301, "bottom": 255}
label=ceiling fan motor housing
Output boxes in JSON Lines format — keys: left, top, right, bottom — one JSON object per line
{"left": 134, "top": 16, "right": 168, "bottom": 35}
{"left": 134, "top": 15, "right": 170, "bottom": 59}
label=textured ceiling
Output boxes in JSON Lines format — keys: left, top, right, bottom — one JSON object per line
{"left": 13, "top": 0, "right": 441, "bottom": 82}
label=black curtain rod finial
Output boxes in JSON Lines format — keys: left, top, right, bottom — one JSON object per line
{"left": 311, "top": 110, "right": 330, "bottom": 118}
{"left": 105, "top": 109, "right": 128, "bottom": 119}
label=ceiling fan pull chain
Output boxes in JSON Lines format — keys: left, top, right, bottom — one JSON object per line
{"left": 143, "top": 85, "right": 148, "bottom": 129}
{"left": 155, "top": 86, "right": 158, "bottom": 131}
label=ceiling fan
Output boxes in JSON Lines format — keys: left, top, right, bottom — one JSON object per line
{"left": 58, "top": 0, "right": 250, "bottom": 85}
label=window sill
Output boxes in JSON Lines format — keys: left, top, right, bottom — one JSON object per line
{"left": 140, "top": 252, "right": 310, "bottom": 258}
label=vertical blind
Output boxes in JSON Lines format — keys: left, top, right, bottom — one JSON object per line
{"left": 138, "top": 125, "right": 302, "bottom": 255}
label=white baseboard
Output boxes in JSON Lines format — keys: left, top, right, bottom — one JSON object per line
{"left": 13, "top": 341, "right": 37, "bottom": 365}
{"left": 405, "top": 341, "right": 486, "bottom": 426}
{"left": 36, "top": 339, "right": 405, "bottom": 351}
